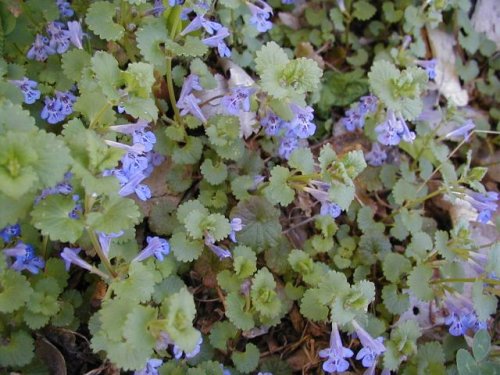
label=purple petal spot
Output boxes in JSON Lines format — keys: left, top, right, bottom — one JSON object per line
{"left": 221, "top": 86, "right": 255, "bottom": 116}
{"left": 27, "top": 34, "right": 56, "bottom": 61}
{"left": 10, "top": 77, "right": 41, "bottom": 104}
{"left": 41, "top": 96, "right": 65, "bottom": 124}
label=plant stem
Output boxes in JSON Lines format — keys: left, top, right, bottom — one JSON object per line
{"left": 89, "top": 102, "right": 112, "bottom": 129}
{"left": 87, "top": 229, "right": 117, "bottom": 278}
{"left": 166, "top": 56, "right": 181, "bottom": 123}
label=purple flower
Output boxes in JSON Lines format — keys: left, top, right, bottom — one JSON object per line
{"left": 289, "top": 105, "right": 316, "bottom": 138}
{"left": 365, "top": 143, "right": 387, "bottom": 167}
{"left": 146, "top": 0, "right": 166, "bottom": 17}
{"left": 278, "top": 133, "right": 299, "bottom": 159}
{"left": 56, "top": 0, "right": 74, "bottom": 17}
{"left": 173, "top": 337, "right": 203, "bottom": 359}
{"left": 444, "top": 292, "right": 487, "bottom": 336}
{"left": 47, "top": 22, "right": 71, "bottom": 54}
{"left": 10, "top": 77, "right": 41, "bottom": 104}
{"left": 204, "top": 235, "right": 231, "bottom": 259}
{"left": 320, "top": 202, "right": 342, "bottom": 219}
{"left": 68, "top": 195, "right": 83, "bottom": 219}
{"left": 27, "top": 34, "right": 55, "bottom": 61}
{"left": 352, "top": 320, "right": 386, "bottom": 368}
{"left": 416, "top": 59, "right": 437, "bottom": 80}
{"left": 134, "top": 358, "right": 163, "bottom": 375}
{"left": 61, "top": 247, "right": 93, "bottom": 272}
{"left": 229, "top": 217, "right": 243, "bottom": 242}
{"left": 319, "top": 323, "right": 354, "bottom": 373}
{"left": 375, "top": 110, "right": 415, "bottom": 146}
{"left": 41, "top": 96, "right": 65, "bottom": 124}
{"left": 5, "top": 242, "right": 45, "bottom": 274}
{"left": 181, "top": 15, "right": 223, "bottom": 36}
{"left": 117, "top": 170, "right": 149, "bottom": 199}
{"left": 221, "top": 86, "right": 255, "bottom": 116}
{"left": 445, "top": 119, "right": 475, "bottom": 141}
{"left": 202, "top": 27, "right": 231, "bottom": 57}
{"left": 358, "top": 95, "right": 378, "bottom": 114}
{"left": 342, "top": 109, "right": 365, "bottom": 132}
{"left": 97, "top": 231, "right": 124, "bottom": 257}
{"left": 177, "top": 93, "right": 207, "bottom": 123}
{"left": 67, "top": 21, "right": 84, "bottom": 49}
{"left": 282, "top": 0, "right": 295, "bottom": 3}
{"left": 134, "top": 236, "right": 170, "bottom": 262}
{"left": 261, "top": 111, "right": 286, "bottom": 136}
{"left": 464, "top": 191, "right": 498, "bottom": 224}
{"left": 169, "top": 0, "right": 185, "bottom": 5}
{"left": 0, "top": 223, "right": 21, "bottom": 243}
{"left": 55, "top": 90, "right": 76, "bottom": 116}
{"left": 247, "top": 0, "right": 273, "bottom": 33}
{"left": 179, "top": 74, "right": 203, "bottom": 101}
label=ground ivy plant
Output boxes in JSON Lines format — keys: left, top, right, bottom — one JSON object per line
{"left": 0, "top": 0, "right": 498, "bottom": 374}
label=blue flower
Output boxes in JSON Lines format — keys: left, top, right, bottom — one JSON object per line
{"left": 181, "top": 15, "right": 223, "bottom": 36}
{"left": 179, "top": 74, "right": 203, "bottom": 100}
{"left": 56, "top": 0, "right": 74, "bottom": 17}
{"left": 261, "top": 111, "right": 286, "bottom": 136}
{"left": 375, "top": 110, "right": 415, "bottom": 146}
{"left": 55, "top": 90, "right": 76, "bottom": 116}
{"left": 278, "top": 132, "right": 299, "bottom": 159}
{"left": 289, "top": 104, "right": 316, "bottom": 139}
{"left": 319, "top": 323, "right": 354, "bottom": 373}
{"left": 320, "top": 202, "right": 342, "bottom": 219}
{"left": 134, "top": 358, "right": 163, "bottom": 375}
{"left": 358, "top": 95, "right": 378, "bottom": 114}
{"left": 365, "top": 143, "right": 387, "bottom": 167}
{"left": 134, "top": 236, "right": 170, "bottom": 262}
{"left": 221, "top": 86, "right": 255, "bottom": 116}
{"left": 177, "top": 93, "right": 207, "bottom": 122}
{"left": 444, "top": 292, "right": 487, "bottom": 336}
{"left": 67, "top": 21, "right": 85, "bottom": 49}
{"left": 47, "top": 22, "right": 71, "bottom": 54}
{"left": 147, "top": 0, "right": 166, "bottom": 17}
{"left": 27, "top": 34, "right": 55, "bottom": 61}
{"left": 352, "top": 320, "right": 386, "bottom": 369}
{"left": 229, "top": 217, "right": 243, "bottom": 242}
{"left": 4, "top": 242, "right": 45, "bottom": 274}
{"left": 204, "top": 235, "right": 232, "bottom": 259}
{"left": 0, "top": 223, "right": 21, "bottom": 243}
{"left": 41, "top": 96, "right": 65, "bottom": 124}
{"left": 10, "top": 77, "right": 41, "bottom": 104}
{"left": 61, "top": 247, "right": 93, "bottom": 272}
{"left": 173, "top": 337, "right": 203, "bottom": 359}
{"left": 247, "top": 0, "right": 273, "bottom": 33}
{"left": 445, "top": 119, "right": 475, "bottom": 141}
{"left": 97, "top": 231, "right": 124, "bottom": 257}
{"left": 464, "top": 191, "right": 498, "bottom": 224}
{"left": 416, "top": 59, "right": 437, "bottom": 80}
{"left": 341, "top": 95, "right": 378, "bottom": 132}
{"left": 202, "top": 27, "right": 231, "bottom": 57}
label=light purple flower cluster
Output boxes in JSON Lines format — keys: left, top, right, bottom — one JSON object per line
{"left": 133, "top": 236, "right": 170, "bottom": 262}
{"left": 9, "top": 77, "right": 41, "bottom": 104}
{"left": 247, "top": 0, "right": 273, "bottom": 33}
{"left": 3, "top": 241, "right": 45, "bottom": 274}
{"left": 177, "top": 74, "right": 205, "bottom": 122}
{"left": 41, "top": 90, "right": 77, "bottom": 124}
{"left": 27, "top": 21, "right": 83, "bottom": 61}
{"left": 365, "top": 143, "right": 387, "bottom": 167}
{"left": 134, "top": 358, "right": 163, "bottom": 375}
{"left": 416, "top": 59, "right": 437, "bottom": 80}
{"left": 341, "top": 95, "right": 378, "bottom": 132}
{"left": 222, "top": 86, "right": 255, "bottom": 116}
{"left": 375, "top": 110, "right": 415, "bottom": 146}
{"left": 320, "top": 322, "right": 386, "bottom": 374}
{"left": 202, "top": 27, "right": 232, "bottom": 57}
{"left": 56, "top": 0, "right": 74, "bottom": 18}
{"left": 105, "top": 120, "right": 163, "bottom": 201}
{"left": 303, "top": 180, "right": 342, "bottom": 219}
{"left": 463, "top": 190, "right": 498, "bottom": 224}
{"left": 0, "top": 223, "right": 21, "bottom": 243}
{"left": 444, "top": 292, "right": 486, "bottom": 337}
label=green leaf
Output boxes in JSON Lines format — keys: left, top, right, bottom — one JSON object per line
{"left": 73, "top": 91, "right": 116, "bottom": 127}
{"left": 85, "top": 1, "right": 124, "bottom": 41}
{"left": 382, "top": 284, "right": 410, "bottom": 314}
{"left": 288, "top": 148, "right": 315, "bottom": 174}
{"left": 0, "top": 269, "right": 32, "bottom": 313}
{"left": 111, "top": 262, "right": 157, "bottom": 303}
{"left": 328, "top": 184, "right": 355, "bottom": 211}
{"left": 233, "top": 245, "right": 257, "bottom": 279}
{"left": 331, "top": 280, "right": 375, "bottom": 324}
{"left": 457, "top": 349, "right": 479, "bottom": 375}
{"left": 172, "top": 136, "right": 203, "bottom": 165}
{"left": 353, "top": 0, "right": 377, "bottom": 21}
{"left": 300, "top": 289, "right": 329, "bottom": 321}
{"left": 136, "top": 21, "right": 168, "bottom": 74}
{"left": 31, "top": 194, "right": 85, "bottom": 243}
{"left": 201, "top": 159, "right": 228, "bottom": 185}
{"left": 251, "top": 268, "right": 281, "bottom": 318}
{"left": 0, "top": 330, "right": 35, "bottom": 367}
{"left": 255, "top": 41, "right": 289, "bottom": 77}
{"left": 264, "top": 166, "right": 295, "bottom": 206}
{"left": 122, "top": 305, "right": 156, "bottom": 356}
{"left": 230, "top": 197, "right": 282, "bottom": 249}
{"left": 170, "top": 231, "right": 204, "bottom": 262}
{"left": 472, "top": 330, "right": 490, "bottom": 362}
{"left": 86, "top": 195, "right": 141, "bottom": 234}
{"left": 209, "top": 321, "right": 238, "bottom": 351}
{"left": 383, "top": 253, "right": 412, "bottom": 283}
{"left": 231, "top": 343, "right": 260, "bottom": 374}
{"left": 407, "top": 264, "right": 434, "bottom": 301}
{"left": 472, "top": 282, "right": 497, "bottom": 321}
{"left": 91, "top": 51, "right": 121, "bottom": 101}
{"left": 61, "top": 49, "right": 91, "bottom": 82}
{"left": 225, "top": 292, "right": 255, "bottom": 330}
{"left": 392, "top": 180, "right": 418, "bottom": 205}
{"left": 383, "top": 2, "right": 403, "bottom": 23}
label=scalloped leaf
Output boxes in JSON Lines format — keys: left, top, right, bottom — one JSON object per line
{"left": 0, "top": 269, "right": 33, "bottom": 313}
{"left": 85, "top": 1, "right": 124, "bottom": 41}
{"left": 231, "top": 343, "right": 260, "bottom": 374}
